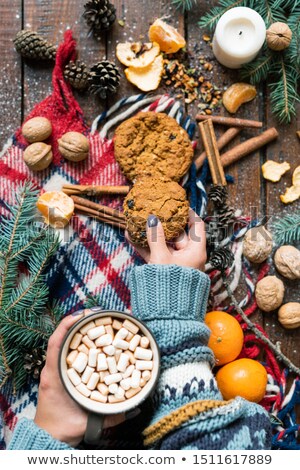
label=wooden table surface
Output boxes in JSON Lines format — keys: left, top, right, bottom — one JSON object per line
{"left": 0, "top": 0, "right": 299, "bottom": 370}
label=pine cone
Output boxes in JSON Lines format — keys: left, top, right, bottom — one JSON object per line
{"left": 24, "top": 348, "right": 46, "bottom": 380}
{"left": 210, "top": 247, "right": 234, "bottom": 272}
{"left": 13, "top": 30, "right": 57, "bottom": 60}
{"left": 217, "top": 205, "right": 235, "bottom": 228}
{"left": 64, "top": 60, "right": 91, "bottom": 90}
{"left": 83, "top": 0, "right": 116, "bottom": 40}
{"left": 88, "top": 61, "right": 120, "bottom": 99}
{"left": 208, "top": 185, "right": 228, "bottom": 208}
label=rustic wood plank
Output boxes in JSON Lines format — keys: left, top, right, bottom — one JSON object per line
{"left": 0, "top": 1, "right": 22, "bottom": 146}
{"left": 263, "top": 90, "right": 300, "bottom": 368}
{"left": 23, "top": 0, "right": 106, "bottom": 126}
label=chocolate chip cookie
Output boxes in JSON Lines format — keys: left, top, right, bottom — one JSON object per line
{"left": 114, "top": 111, "right": 193, "bottom": 182}
{"left": 124, "top": 176, "right": 189, "bottom": 246}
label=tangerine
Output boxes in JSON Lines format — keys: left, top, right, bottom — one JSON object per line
{"left": 37, "top": 191, "right": 74, "bottom": 228}
{"left": 205, "top": 311, "right": 243, "bottom": 366}
{"left": 149, "top": 19, "right": 186, "bottom": 54}
{"left": 216, "top": 358, "right": 268, "bottom": 403}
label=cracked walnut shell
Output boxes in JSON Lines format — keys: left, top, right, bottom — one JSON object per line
{"left": 23, "top": 142, "right": 53, "bottom": 171}
{"left": 58, "top": 132, "right": 89, "bottom": 162}
{"left": 274, "top": 245, "right": 300, "bottom": 280}
{"left": 242, "top": 226, "right": 273, "bottom": 264}
{"left": 255, "top": 276, "right": 285, "bottom": 312}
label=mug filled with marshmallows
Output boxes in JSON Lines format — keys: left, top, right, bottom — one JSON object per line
{"left": 59, "top": 308, "right": 160, "bottom": 445}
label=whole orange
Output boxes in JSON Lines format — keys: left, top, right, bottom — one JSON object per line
{"left": 205, "top": 311, "right": 244, "bottom": 366}
{"left": 216, "top": 358, "right": 268, "bottom": 403}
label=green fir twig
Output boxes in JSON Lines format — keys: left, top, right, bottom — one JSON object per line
{"left": 272, "top": 214, "right": 300, "bottom": 245}
{"left": 172, "top": 0, "right": 198, "bottom": 11}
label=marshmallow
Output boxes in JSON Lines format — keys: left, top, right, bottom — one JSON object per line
{"left": 108, "top": 383, "right": 118, "bottom": 394}
{"left": 99, "top": 371, "right": 109, "bottom": 382}
{"left": 90, "top": 391, "right": 107, "bottom": 403}
{"left": 104, "top": 373, "right": 123, "bottom": 385}
{"left": 103, "top": 345, "right": 115, "bottom": 356}
{"left": 140, "top": 336, "right": 150, "bottom": 349}
{"left": 125, "top": 387, "right": 141, "bottom": 399}
{"left": 95, "top": 334, "right": 113, "bottom": 347}
{"left": 131, "top": 369, "right": 141, "bottom": 389}
{"left": 129, "top": 334, "right": 141, "bottom": 352}
{"left": 97, "top": 353, "right": 108, "bottom": 371}
{"left": 112, "top": 338, "right": 129, "bottom": 350}
{"left": 120, "top": 378, "right": 131, "bottom": 391}
{"left": 115, "top": 327, "right": 129, "bottom": 340}
{"left": 66, "top": 350, "right": 78, "bottom": 366}
{"left": 97, "top": 383, "right": 109, "bottom": 396}
{"left": 105, "top": 325, "right": 114, "bottom": 338}
{"left": 82, "top": 335, "right": 96, "bottom": 349}
{"left": 67, "top": 368, "right": 81, "bottom": 386}
{"left": 117, "top": 353, "right": 130, "bottom": 373}
{"left": 87, "top": 325, "right": 106, "bottom": 340}
{"left": 95, "top": 316, "right": 112, "bottom": 326}
{"left": 78, "top": 344, "right": 89, "bottom": 355}
{"left": 108, "top": 394, "right": 125, "bottom": 403}
{"left": 112, "top": 319, "right": 123, "bottom": 330}
{"left": 115, "top": 348, "right": 122, "bottom": 361}
{"left": 88, "top": 348, "right": 98, "bottom": 368}
{"left": 107, "top": 356, "right": 118, "bottom": 374}
{"left": 76, "top": 383, "right": 91, "bottom": 397}
{"left": 134, "top": 347, "right": 153, "bottom": 361}
{"left": 81, "top": 366, "right": 95, "bottom": 384}
{"left": 122, "top": 364, "right": 135, "bottom": 379}
{"left": 135, "top": 360, "right": 153, "bottom": 371}
{"left": 79, "top": 321, "right": 96, "bottom": 335}
{"left": 72, "top": 352, "right": 88, "bottom": 373}
{"left": 87, "top": 372, "right": 100, "bottom": 390}
{"left": 123, "top": 319, "right": 139, "bottom": 335}
{"left": 115, "top": 386, "right": 125, "bottom": 399}
{"left": 124, "top": 350, "right": 136, "bottom": 364}
{"left": 142, "top": 370, "right": 151, "bottom": 382}
{"left": 69, "top": 333, "right": 83, "bottom": 350}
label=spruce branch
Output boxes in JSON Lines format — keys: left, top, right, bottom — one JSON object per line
{"left": 172, "top": 0, "right": 198, "bottom": 11}
{"left": 198, "top": 0, "right": 245, "bottom": 31}
{"left": 223, "top": 275, "right": 300, "bottom": 376}
{"left": 272, "top": 214, "right": 300, "bottom": 245}
{"left": 240, "top": 50, "right": 274, "bottom": 84}
{"left": 269, "top": 57, "right": 299, "bottom": 123}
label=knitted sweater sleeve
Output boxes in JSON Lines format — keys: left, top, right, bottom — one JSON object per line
{"left": 8, "top": 418, "right": 72, "bottom": 450}
{"left": 130, "top": 264, "right": 272, "bottom": 450}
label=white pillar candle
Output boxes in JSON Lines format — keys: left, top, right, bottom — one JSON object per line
{"left": 212, "top": 7, "right": 266, "bottom": 69}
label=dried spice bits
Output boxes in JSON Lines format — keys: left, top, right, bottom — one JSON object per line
{"left": 66, "top": 316, "right": 154, "bottom": 403}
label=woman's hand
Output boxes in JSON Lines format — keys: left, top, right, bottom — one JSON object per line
{"left": 127, "top": 209, "right": 207, "bottom": 271}
{"left": 34, "top": 313, "right": 125, "bottom": 447}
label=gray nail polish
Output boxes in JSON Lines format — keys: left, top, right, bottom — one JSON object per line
{"left": 72, "top": 309, "right": 85, "bottom": 316}
{"left": 89, "top": 306, "right": 103, "bottom": 312}
{"left": 147, "top": 215, "right": 158, "bottom": 228}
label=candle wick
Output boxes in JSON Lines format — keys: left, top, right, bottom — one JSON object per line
{"left": 239, "top": 31, "right": 242, "bottom": 35}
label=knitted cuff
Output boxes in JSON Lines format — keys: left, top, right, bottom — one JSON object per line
{"left": 130, "top": 264, "right": 211, "bottom": 322}
{"left": 8, "top": 419, "right": 72, "bottom": 450}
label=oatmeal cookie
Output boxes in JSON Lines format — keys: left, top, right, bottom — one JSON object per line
{"left": 124, "top": 176, "right": 189, "bottom": 246}
{"left": 114, "top": 111, "right": 193, "bottom": 182}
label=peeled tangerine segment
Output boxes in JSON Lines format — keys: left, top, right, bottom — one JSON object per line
{"left": 116, "top": 42, "right": 160, "bottom": 68}
{"left": 149, "top": 19, "right": 186, "bottom": 54}
{"left": 280, "top": 185, "right": 300, "bottom": 204}
{"left": 125, "top": 55, "right": 163, "bottom": 92}
{"left": 223, "top": 82, "right": 257, "bottom": 114}
{"left": 262, "top": 160, "right": 290, "bottom": 182}
{"left": 37, "top": 191, "right": 74, "bottom": 228}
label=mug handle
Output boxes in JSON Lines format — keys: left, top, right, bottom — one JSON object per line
{"left": 84, "top": 412, "right": 104, "bottom": 446}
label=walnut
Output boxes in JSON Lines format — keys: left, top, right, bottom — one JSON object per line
{"left": 22, "top": 117, "right": 52, "bottom": 143}
{"left": 278, "top": 303, "right": 300, "bottom": 329}
{"left": 274, "top": 245, "right": 300, "bottom": 280}
{"left": 58, "top": 132, "right": 89, "bottom": 162}
{"left": 23, "top": 142, "right": 53, "bottom": 171}
{"left": 242, "top": 226, "right": 273, "bottom": 264}
{"left": 255, "top": 276, "right": 285, "bottom": 312}
{"left": 266, "top": 22, "right": 292, "bottom": 51}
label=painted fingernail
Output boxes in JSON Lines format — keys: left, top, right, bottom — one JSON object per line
{"left": 147, "top": 215, "right": 158, "bottom": 228}
{"left": 89, "top": 306, "right": 103, "bottom": 312}
{"left": 72, "top": 309, "right": 85, "bottom": 316}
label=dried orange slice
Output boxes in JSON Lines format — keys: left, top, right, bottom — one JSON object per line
{"left": 116, "top": 42, "right": 160, "bottom": 68}
{"left": 262, "top": 160, "right": 290, "bottom": 182}
{"left": 37, "top": 191, "right": 74, "bottom": 228}
{"left": 125, "top": 55, "right": 163, "bottom": 91}
{"left": 149, "top": 19, "right": 185, "bottom": 54}
{"left": 223, "top": 82, "right": 257, "bottom": 114}
{"left": 292, "top": 165, "right": 300, "bottom": 187}
{"left": 280, "top": 185, "right": 300, "bottom": 204}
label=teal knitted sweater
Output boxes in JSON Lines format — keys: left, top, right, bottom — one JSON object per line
{"left": 8, "top": 265, "right": 272, "bottom": 450}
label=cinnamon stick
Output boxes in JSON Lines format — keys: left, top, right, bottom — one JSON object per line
{"left": 71, "top": 195, "right": 124, "bottom": 220}
{"left": 220, "top": 127, "right": 279, "bottom": 167}
{"left": 196, "top": 114, "right": 263, "bottom": 129}
{"left": 195, "top": 127, "right": 240, "bottom": 170}
{"left": 63, "top": 184, "right": 130, "bottom": 196}
{"left": 74, "top": 204, "right": 126, "bottom": 230}
{"left": 199, "top": 120, "right": 227, "bottom": 186}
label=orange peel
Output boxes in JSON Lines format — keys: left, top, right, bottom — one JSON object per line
{"left": 37, "top": 191, "right": 74, "bottom": 228}
{"left": 149, "top": 19, "right": 185, "bottom": 54}
{"left": 125, "top": 55, "right": 163, "bottom": 92}
{"left": 262, "top": 160, "right": 290, "bottom": 182}
{"left": 116, "top": 42, "right": 160, "bottom": 68}
{"left": 223, "top": 82, "right": 257, "bottom": 114}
